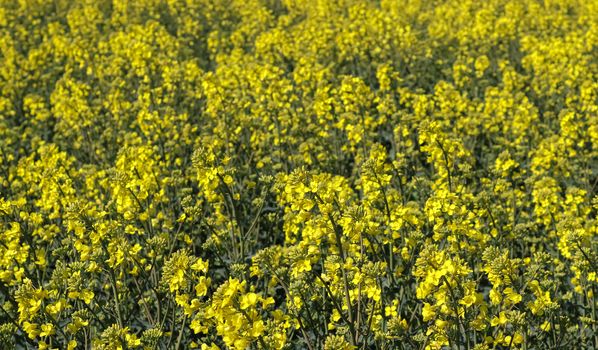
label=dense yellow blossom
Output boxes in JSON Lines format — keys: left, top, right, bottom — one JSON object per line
{"left": 0, "top": 0, "right": 596, "bottom": 349}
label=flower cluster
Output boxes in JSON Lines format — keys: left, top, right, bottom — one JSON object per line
{"left": 0, "top": 0, "right": 596, "bottom": 349}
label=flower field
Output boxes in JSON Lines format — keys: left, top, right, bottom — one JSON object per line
{"left": 0, "top": 0, "right": 597, "bottom": 349}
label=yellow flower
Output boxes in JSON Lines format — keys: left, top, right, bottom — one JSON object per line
{"left": 126, "top": 332, "right": 142, "bottom": 347}
{"left": 240, "top": 292, "right": 259, "bottom": 310}
{"left": 66, "top": 315, "right": 89, "bottom": 334}
{"left": 195, "top": 276, "right": 211, "bottom": 297}
{"left": 22, "top": 322, "right": 39, "bottom": 339}
{"left": 459, "top": 292, "right": 479, "bottom": 307}
{"left": 490, "top": 312, "right": 509, "bottom": 327}
{"left": 191, "top": 259, "right": 209, "bottom": 273}
{"left": 40, "top": 323, "right": 55, "bottom": 337}
{"left": 503, "top": 287, "right": 522, "bottom": 305}
{"left": 67, "top": 340, "right": 78, "bottom": 350}
{"left": 422, "top": 303, "right": 436, "bottom": 321}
